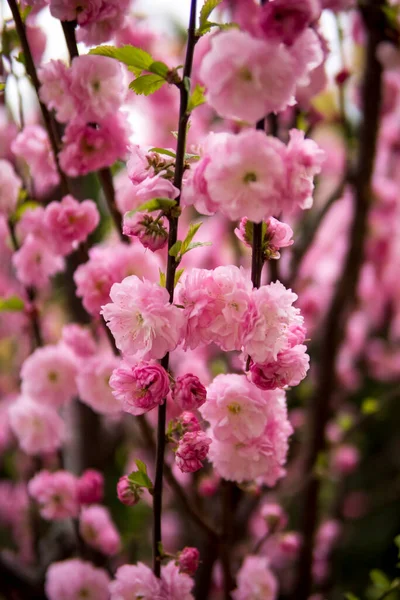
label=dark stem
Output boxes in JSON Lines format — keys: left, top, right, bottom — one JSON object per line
{"left": 220, "top": 480, "right": 235, "bottom": 600}
{"left": 152, "top": 0, "right": 198, "bottom": 577}
{"left": 7, "top": 0, "right": 68, "bottom": 195}
{"left": 293, "top": 3, "right": 385, "bottom": 599}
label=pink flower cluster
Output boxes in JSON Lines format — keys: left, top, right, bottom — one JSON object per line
{"left": 202, "top": 374, "right": 293, "bottom": 484}
{"left": 182, "top": 129, "right": 324, "bottom": 222}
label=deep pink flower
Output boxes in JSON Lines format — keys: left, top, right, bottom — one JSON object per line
{"left": 175, "top": 431, "right": 211, "bottom": 473}
{"left": 116, "top": 475, "right": 141, "bottom": 507}
{"left": 44, "top": 195, "right": 99, "bottom": 255}
{"left": 77, "top": 470, "right": 104, "bottom": 505}
{"left": 173, "top": 374, "right": 207, "bottom": 412}
{"left": 12, "top": 235, "right": 64, "bottom": 288}
{"left": 28, "top": 470, "right": 79, "bottom": 520}
{"left": 250, "top": 345, "right": 310, "bottom": 390}
{"left": 260, "top": 0, "right": 320, "bottom": 45}
{"left": 109, "top": 360, "right": 170, "bottom": 415}
{"left": 123, "top": 211, "right": 168, "bottom": 251}
{"left": 178, "top": 547, "right": 200, "bottom": 576}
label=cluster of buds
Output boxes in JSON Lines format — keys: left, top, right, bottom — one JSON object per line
{"left": 235, "top": 216, "right": 293, "bottom": 260}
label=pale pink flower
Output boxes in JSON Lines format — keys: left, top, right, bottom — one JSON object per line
{"left": 79, "top": 505, "right": 121, "bottom": 556}
{"left": 133, "top": 174, "right": 179, "bottom": 205}
{"left": 243, "top": 281, "right": 304, "bottom": 364}
{"left": 11, "top": 125, "right": 59, "bottom": 196}
{"left": 331, "top": 444, "right": 360, "bottom": 475}
{"left": 46, "top": 559, "right": 110, "bottom": 600}
{"left": 28, "top": 470, "right": 79, "bottom": 520}
{"left": 178, "top": 547, "right": 200, "bottom": 576}
{"left": 109, "top": 563, "right": 161, "bottom": 600}
{"left": 123, "top": 211, "right": 168, "bottom": 251}
{"left": 235, "top": 216, "right": 293, "bottom": 259}
{"left": 117, "top": 475, "right": 141, "bottom": 507}
{"left": 109, "top": 360, "right": 170, "bottom": 415}
{"left": 0, "top": 160, "right": 21, "bottom": 215}
{"left": 200, "top": 374, "right": 270, "bottom": 443}
{"left": 8, "top": 397, "right": 65, "bottom": 455}
{"left": 44, "top": 195, "right": 99, "bottom": 255}
{"left": 59, "top": 114, "right": 130, "bottom": 177}
{"left": 160, "top": 561, "right": 195, "bottom": 600}
{"left": 232, "top": 556, "right": 278, "bottom": 600}
{"left": 199, "top": 29, "right": 296, "bottom": 124}
{"left": 175, "top": 431, "right": 211, "bottom": 473}
{"left": 12, "top": 234, "right": 64, "bottom": 287}
{"left": 250, "top": 345, "right": 310, "bottom": 390}
{"left": 127, "top": 145, "right": 154, "bottom": 184}
{"left": 77, "top": 470, "right": 104, "bottom": 505}
{"left": 102, "top": 276, "right": 185, "bottom": 360}
{"left": 21, "top": 344, "right": 77, "bottom": 408}
{"left": 38, "top": 60, "right": 75, "bottom": 123}
{"left": 70, "top": 55, "right": 125, "bottom": 121}
{"left": 76, "top": 353, "right": 121, "bottom": 415}
{"left": 75, "top": 0, "right": 131, "bottom": 45}
{"left": 284, "top": 128, "right": 325, "bottom": 212}
{"left": 207, "top": 389, "right": 292, "bottom": 484}
{"left": 173, "top": 374, "right": 207, "bottom": 412}
{"left": 289, "top": 29, "right": 325, "bottom": 90}
{"left": 61, "top": 324, "right": 97, "bottom": 358}
{"left": 74, "top": 242, "right": 160, "bottom": 316}
{"left": 260, "top": 503, "right": 288, "bottom": 533}
{"left": 260, "top": 0, "right": 320, "bottom": 45}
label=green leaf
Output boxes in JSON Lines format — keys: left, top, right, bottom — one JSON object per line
{"left": 149, "top": 61, "right": 169, "bottom": 78}
{"left": 135, "top": 459, "right": 148, "bottom": 474}
{"left": 244, "top": 219, "right": 253, "bottom": 244}
{"left": 181, "top": 222, "right": 203, "bottom": 255}
{"left": 128, "top": 470, "right": 153, "bottom": 491}
{"left": 129, "top": 74, "right": 166, "bottom": 95}
{"left": 361, "top": 397, "right": 380, "bottom": 415}
{"left": 185, "top": 241, "right": 212, "bottom": 252}
{"left": 337, "top": 413, "right": 354, "bottom": 432}
{"left": 159, "top": 270, "right": 166, "bottom": 287}
{"left": 199, "top": 0, "right": 223, "bottom": 28}
{"left": 174, "top": 268, "right": 185, "bottom": 286}
{"left": 0, "top": 83, "right": 5, "bottom": 92}
{"left": 126, "top": 197, "right": 177, "bottom": 215}
{"left": 345, "top": 593, "right": 359, "bottom": 600}
{"left": 370, "top": 569, "right": 391, "bottom": 590}
{"left": 89, "top": 45, "right": 154, "bottom": 74}
{"left": 169, "top": 240, "right": 182, "bottom": 258}
{"left": 150, "top": 147, "right": 176, "bottom": 158}
{"left": 20, "top": 5, "right": 33, "bottom": 22}
{"left": 187, "top": 84, "right": 206, "bottom": 112}
{"left": 0, "top": 296, "right": 25, "bottom": 312}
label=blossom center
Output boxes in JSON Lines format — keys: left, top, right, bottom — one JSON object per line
{"left": 243, "top": 172, "right": 257, "bottom": 183}
{"left": 48, "top": 370, "right": 58, "bottom": 382}
{"left": 227, "top": 402, "right": 241, "bottom": 414}
{"left": 239, "top": 67, "right": 253, "bottom": 82}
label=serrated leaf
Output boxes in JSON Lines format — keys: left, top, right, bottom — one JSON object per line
{"left": 186, "top": 241, "right": 212, "bottom": 251}
{"left": 150, "top": 147, "right": 176, "bottom": 158}
{"left": 159, "top": 270, "right": 166, "bottom": 287}
{"left": 135, "top": 459, "right": 148, "bottom": 474}
{"left": 149, "top": 61, "right": 169, "bottom": 78}
{"left": 126, "top": 198, "right": 177, "bottom": 215}
{"left": 362, "top": 397, "right": 380, "bottom": 415}
{"left": 0, "top": 296, "right": 25, "bottom": 312}
{"left": 169, "top": 240, "right": 182, "bottom": 258}
{"left": 128, "top": 470, "right": 153, "bottom": 491}
{"left": 370, "top": 569, "right": 390, "bottom": 590}
{"left": 129, "top": 74, "right": 166, "bottom": 95}
{"left": 181, "top": 222, "right": 202, "bottom": 255}
{"left": 187, "top": 84, "right": 206, "bottom": 112}
{"left": 89, "top": 45, "right": 153, "bottom": 74}
{"left": 175, "top": 268, "right": 185, "bottom": 286}
{"left": 199, "top": 0, "right": 223, "bottom": 28}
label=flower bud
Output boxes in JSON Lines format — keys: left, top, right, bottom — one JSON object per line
{"left": 173, "top": 374, "right": 207, "bottom": 411}
{"left": 123, "top": 211, "right": 168, "bottom": 251}
{"left": 77, "top": 470, "right": 104, "bottom": 505}
{"left": 117, "top": 475, "right": 141, "bottom": 507}
{"left": 178, "top": 547, "right": 200, "bottom": 576}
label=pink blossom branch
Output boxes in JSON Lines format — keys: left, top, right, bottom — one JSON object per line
{"left": 293, "top": 3, "right": 386, "bottom": 598}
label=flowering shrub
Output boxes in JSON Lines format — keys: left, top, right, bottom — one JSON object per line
{"left": 0, "top": 0, "right": 399, "bottom": 599}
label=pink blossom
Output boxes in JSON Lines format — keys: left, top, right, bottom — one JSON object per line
{"left": 61, "top": 324, "right": 97, "bottom": 358}
{"left": 232, "top": 556, "right": 278, "bottom": 600}
{"left": 12, "top": 234, "right": 64, "bottom": 287}
{"left": 8, "top": 397, "right": 65, "bottom": 455}
{"left": 199, "top": 29, "right": 296, "bottom": 124}
{"left": 243, "top": 281, "right": 304, "bottom": 364}
{"left": 179, "top": 411, "right": 201, "bottom": 432}
{"left": 45, "top": 559, "right": 110, "bottom": 600}
{"left": 21, "top": 344, "right": 77, "bottom": 408}
{"left": 331, "top": 444, "right": 360, "bottom": 475}
{"left": 74, "top": 242, "right": 160, "bottom": 316}
{"left": 28, "top": 470, "right": 79, "bottom": 520}
{"left": 200, "top": 374, "right": 270, "bottom": 443}
{"left": 250, "top": 345, "right": 310, "bottom": 390}
{"left": 134, "top": 174, "right": 179, "bottom": 205}
{"left": 207, "top": 389, "right": 292, "bottom": 484}
{"left": 76, "top": 353, "right": 121, "bottom": 415}
{"left": 38, "top": 60, "right": 75, "bottom": 123}
{"left": 284, "top": 128, "right": 325, "bottom": 211}
{"left": 260, "top": 0, "right": 320, "bottom": 45}
{"left": 173, "top": 374, "right": 207, "bottom": 412}
{"left": 123, "top": 211, "right": 168, "bottom": 251}
{"left": 260, "top": 503, "right": 288, "bottom": 533}
{"left": 266, "top": 217, "right": 294, "bottom": 254}
{"left": 127, "top": 145, "right": 154, "bottom": 184}
{"left": 11, "top": 125, "right": 59, "bottom": 197}
{"left": 75, "top": 0, "right": 131, "bottom": 45}
{"left": 102, "top": 276, "right": 185, "bottom": 360}
{"left": 175, "top": 431, "right": 211, "bottom": 473}
{"left": 79, "top": 505, "right": 121, "bottom": 556}
{"left": 70, "top": 55, "right": 125, "bottom": 121}
{"left": 44, "top": 195, "right": 99, "bottom": 255}
{"left": 178, "top": 547, "right": 200, "bottom": 576}
{"left": 109, "top": 360, "right": 170, "bottom": 415}
{"left": 59, "top": 114, "right": 130, "bottom": 177}
{"left": 77, "top": 470, "right": 104, "bottom": 505}
{"left": 160, "top": 561, "right": 195, "bottom": 600}
{"left": 109, "top": 563, "right": 161, "bottom": 600}
{"left": 0, "top": 160, "right": 21, "bottom": 215}
{"left": 117, "top": 475, "right": 141, "bottom": 506}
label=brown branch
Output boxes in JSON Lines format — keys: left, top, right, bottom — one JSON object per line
{"left": 293, "top": 3, "right": 386, "bottom": 599}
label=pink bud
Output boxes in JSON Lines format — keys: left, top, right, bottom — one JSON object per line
{"left": 198, "top": 475, "right": 219, "bottom": 497}
{"left": 173, "top": 374, "right": 207, "bottom": 411}
{"left": 175, "top": 431, "right": 211, "bottom": 474}
{"left": 180, "top": 412, "right": 201, "bottom": 432}
{"left": 123, "top": 211, "right": 168, "bottom": 251}
{"left": 178, "top": 547, "right": 200, "bottom": 576}
{"left": 260, "top": 503, "right": 288, "bottom": 533}
{"left": 331, "top": 444, "right": 360, "bottom": 475}
{"left": 116, "top": 475, "right": 141, "bottom": 507}
{"left": 77, "top": 470, "right": 104, "bottom": 505}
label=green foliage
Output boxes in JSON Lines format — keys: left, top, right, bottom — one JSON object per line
{"left": 345, "top": 593, "right": 360, "bottom": 600}
{"left": 150, "top": 147, "right": 176, "bottom": 158}
{"left": 126, "top": 197, "right": 177, "bottom": 216}
{"left": 197, "top": 0, "right": 238, "bottom": 35}
{"left": 129, "top": 74, "right": 166, "bottom": 95}
{"left": 174, "top": 268, "right": 185, "bottom": 286}
{"left": 362, "top": 397, "right": 380, "bottom": 415}
{"left": 128, "top": 460, "right": 153, "bottom": 493}
{"left": 168, "top": 223, "right": 212, "bottom": 264}
{"left": 370, "top": 569, "right": 391, "bottom": 591}
{"left": 0, "top": 296, "right": 25, "bottom": 312}
{"left": 169, "top": 240, "right": 182, "bottom": 258}
{"left": 187, "top": 84, "right": 206, "bottom": 113}
{"left": 159, "top": 270, "right": 166, "bottom": 288}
